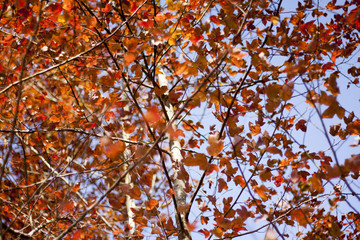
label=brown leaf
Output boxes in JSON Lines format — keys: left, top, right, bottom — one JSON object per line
{"left": 218, "top": 178, "right": 228, "bottom": 192}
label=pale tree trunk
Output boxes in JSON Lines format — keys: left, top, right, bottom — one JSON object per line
{"left": 158, "top": 68, "right": 191, "bottom": 240}
{"left": 122, "top": 88, "right": 136, "bottom": 236}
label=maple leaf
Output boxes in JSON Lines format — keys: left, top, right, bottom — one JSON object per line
{"left": 206, "top": 132, "right": 224, "bottom": 156}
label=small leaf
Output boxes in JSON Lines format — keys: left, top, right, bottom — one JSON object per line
{"left": 144, "top": 106, "right": 162, "bottom": 124}
{"left": 218, "top": 178, "right": 228, "bottom": 192}
{"left": 145, "top": 199, "right": 159, "bottom": 211}
{"left": 230, "top": 47, "right": 247, "bottom": 59}
{"left": 184, "top": 153, "right": 207, "bottom": 170}
{"left": 254, "top": 185, "right": 269, "bottom": 201}
{"left": 207, "top": 132, "right": 224, "bottom": 156}
{"left": 130, "top": 185, "right": 141, "bottom": 200}
{"left": 266, "top": 147, "right": 283, "bottom": 156}
{"left": 233, "top": 175, "right": 246, "bottom": 187}
{"left": 101, "top": 3, "right": 111, "bottom": 13}
{"left": 124, "top": 52, "right": 137, "bottom": 66}
{"left": 138, "top": 19, "right": 154, "bottom": 29}
{"left": 270, "top": 16, "right": 279, "bottom": 25}
{"left": 63, "top": 0, "right": 74, "bottom": 11}
{"left": 295, "top": 119, "right": 307, "bottom": 132}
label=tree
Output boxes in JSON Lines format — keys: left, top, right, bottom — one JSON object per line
{"left": 0, "top": 0, "right": 360, "bottom": 239}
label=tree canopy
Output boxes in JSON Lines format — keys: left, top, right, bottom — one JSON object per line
{"left": 1, "top": 0, "right": 360, "bottom": 239}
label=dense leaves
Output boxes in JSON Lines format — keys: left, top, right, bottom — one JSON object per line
{"left": 0, "top": 0, "right": 360, "bottom": 239}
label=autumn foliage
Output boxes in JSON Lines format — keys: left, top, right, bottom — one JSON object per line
{"left": 1, "top": 0, "right": 360, "bottom": 239}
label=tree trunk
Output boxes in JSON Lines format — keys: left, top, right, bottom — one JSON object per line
{"left": 158, "top": 68, "right": 191, "bottom": 240}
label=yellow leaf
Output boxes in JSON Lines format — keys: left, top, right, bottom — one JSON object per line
{"left": 270, "top": 16, "right": 279, "bottom": 25}
{"left": 213, "top": 227, "right": 223, "bottom": 238}
{"left": 58, "top": 15, "right": 66, "bottom": 24}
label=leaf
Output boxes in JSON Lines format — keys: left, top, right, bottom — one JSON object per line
{"left": 254, "top": 185, "right": 269, "bottom": 201}
{"left": 145, "top": 199, "right": 158, "bottom": 211}
{"left": 155, "top": 13, "right": 166, "bottom": 22}
{"left": 290, "top": 169, "right": 300, "bottom": 183}
{"left": 63, "top": 0, "right": 74, "bottom": 11}
{"left": 154, "top": 85, "right": 168, "bottom": 96}
{"left": 124, "top": 52, "right": 137, "bottom": 66}
{"left": 345, "top": 154, "right": 360, "bottom": 173}
{"left": 104, "top": 141, "right": 126, "bottom": 159}
{"left": 249, "top": 122, "right": 261, "bottom": 136}
{"left": 206, "top": 132, "right": 224, "bottom": 156}
{"left": 130, "top": 185, "right": 142, "bottom": 200}
{"left": 218, "top": 178, "right": 228, "bottom": 192}
{"left": 331, "top": 50, "right": 342, "bottom": 63}
{"left": 230, "top": 47, "right": 247, "bottom": 59}
{"left": 310, "top": 174, "right": 323, "bottom": 192}
{"left": 329, "top": 222, "right": 341, "bottom": 237}
{"left": 259, "top": 168, "right": 272, "bottom": 181}
{"left": 266, "top": 147, "right": 283, "bottom": 156}
{"left": 233, "top": 175, "right": 246, "bottom": 187}
{"left": 138, "top": 20, "right": 154, "bottom": 29}
{"left": 270, "top": 16, "right": 279, "bottom": 25}
{"left": 16, "top": 0, "right": 27, "bottom": 9}
{"left": 280, "top": 81, "right": 294, "bottom": 101}
{"left": 144, "top": 106, "right": 162, "bottom": 124}
{"left": 184, "top": 153, "right": 207, "bottom": 170}
{"left": 101, "top": 3, "right": 111, "bottom": 13}
{"left": 295, "top": 119, "right": 307, "bottom": 132}
{"left": 213, "top": 227, "right": 223, "bottom": 238}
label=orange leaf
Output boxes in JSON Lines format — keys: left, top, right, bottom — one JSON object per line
{"left": 207, "top": 132, "right": 224, "bottom": 156}
{"left": 154, "top": 85, "right": 168, "bottom": 96}
{"left": 63, "top": 0, "right": 73, "bottom": 11}
{"left": 124, "top": 52, "right": 137, "bottom": 66}
{"left": 254, "top": 185, "right": 269, "bottom": 201}
{"left": 145, "top": 199, "right": 158, "bottom": 211}
{"left": 230, "top": 47, "right": 247, "bottom": 59}
{"left": 155, "top": 13, "right": 166, "bottom": 22}
{"left": 233, "top": 175, "right": 246, "bottom": 187}
{"left": 249, "top": 122, "right": 261, "bottom": 136}
{"left": 144, "top": 106, "right": 162, "bottom": 124}
{"left": 331, "top": 50, "right": 342, "bottom": 63}
{"left": 206, "top": 164, "right": 219, "bottom": 175}
{"left": 105, "top": 141, "right": 126, "bottom": 159}
{"left": 187, "top": 221, "right": 197, "bottom": 232}
{"left": 213, "top": 227, "right": 223, "bottom": 238}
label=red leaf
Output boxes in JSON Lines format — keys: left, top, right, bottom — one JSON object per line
{"left": 101, "top": 3, "right": 111, "bottom": 13}
{"left": 190, "top": 35, "right": 204, "bottom": 45}
{"left": 138, "top": 20, "right": 154, "bottom": 29}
